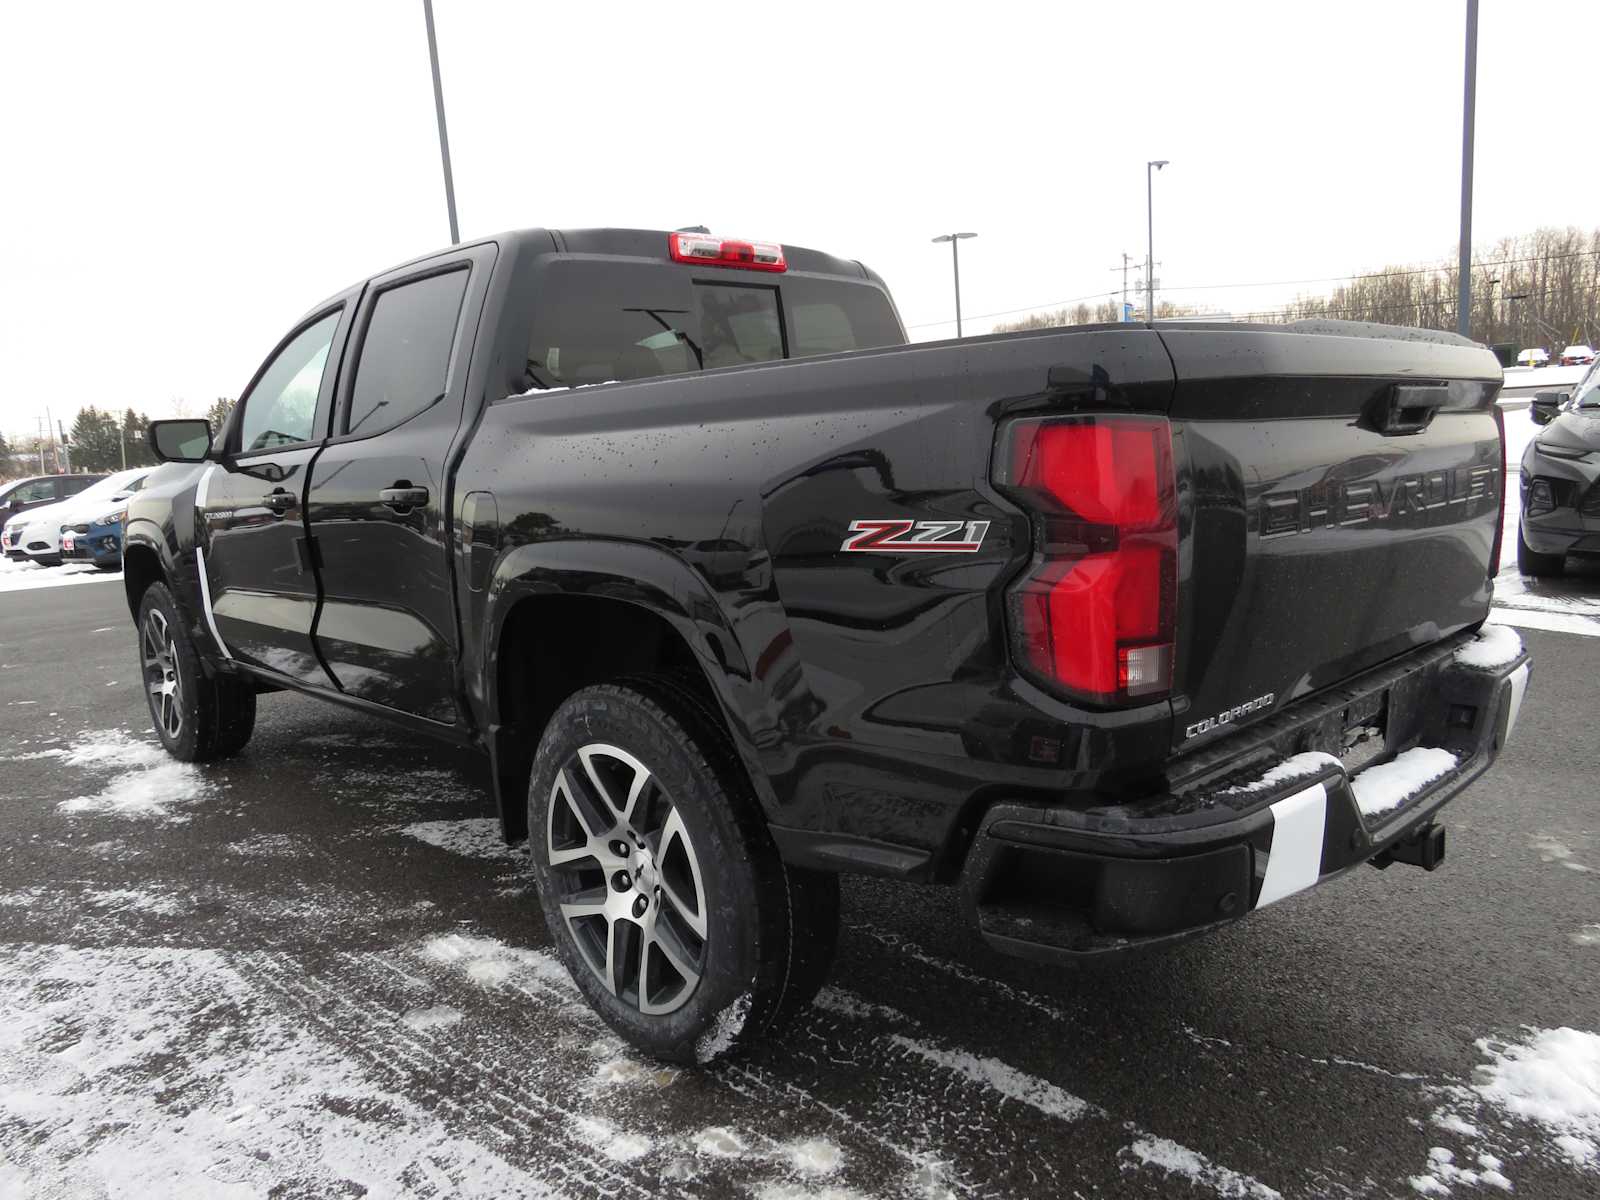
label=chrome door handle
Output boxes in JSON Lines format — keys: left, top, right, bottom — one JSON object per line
{"left": 262, "top": 489, "right": 296, "bottom": 514}
{"left": 379, "top": 485, "right": 429, "bottom": 512}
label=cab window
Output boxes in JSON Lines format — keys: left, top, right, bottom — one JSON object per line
{"left": 237, "top": 311, "right": 341, "bottom": 453}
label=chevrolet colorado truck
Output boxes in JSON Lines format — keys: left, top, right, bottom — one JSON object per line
{"left": 127, "top": 227, "right": 1531, "bottom": 1063}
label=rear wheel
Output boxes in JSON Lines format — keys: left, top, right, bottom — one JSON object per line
{"left": 137, "top": 581, "right": 256, "bottom": 762}
{"left": 1516, "top": 523, "right": 1565, "bottom": 577}
{"left": 528, "top": 677, "right": 838, "bottom": 1064}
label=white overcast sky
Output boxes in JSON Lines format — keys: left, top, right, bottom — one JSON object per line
{"left": 2, "top": 0, "right": 1596, "bottom": 441}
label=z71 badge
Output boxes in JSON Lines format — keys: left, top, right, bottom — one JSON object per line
{"left": 841, "top": 519, "right": 990, "bottom": 553}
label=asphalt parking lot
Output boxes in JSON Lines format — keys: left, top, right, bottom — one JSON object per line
{"left": 0, "top": 561, "right": 1596, "bottom": 1198}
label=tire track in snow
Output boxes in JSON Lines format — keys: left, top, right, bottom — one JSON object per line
{"left": 373, "top": 935, "right": 975, "bottom": 1198}
{"left": 239, "top": 948, "right": 653, "bottom": 1199}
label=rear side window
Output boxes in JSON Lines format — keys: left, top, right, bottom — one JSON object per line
{"left": 346, "top": 268, "right": 469, "bottom": 436}
{"left": 63, "top": 477, "right": 99, "bottom": 496}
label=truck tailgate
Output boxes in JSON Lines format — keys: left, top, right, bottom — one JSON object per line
{"left": 1161, "top": 323, "right": 1504, "bottom": 752}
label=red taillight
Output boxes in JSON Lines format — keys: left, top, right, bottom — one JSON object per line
{"left": 668, "top": 232, "right": 787, "bottom": 272}
{"left": 996, "top": 414, "right": 1177, "bottom": 706}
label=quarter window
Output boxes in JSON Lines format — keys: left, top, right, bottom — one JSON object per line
{"left": 345, "top": 269, "right": 469, "bottom": 436}
{"left": 238, "top": 311, "right": 341, "bottom": 453}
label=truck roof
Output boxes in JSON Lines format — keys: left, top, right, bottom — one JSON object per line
{"left": 308, "top": 227, "right": 881, "bottom": 320}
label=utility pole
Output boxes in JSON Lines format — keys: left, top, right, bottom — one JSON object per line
{"left": 422, "top": 0, "right": 460, "bottom": 244}
{"left": 1457, "top": 0, "right": 1479, "bottom": 338}
{"left": 1146, "top": 160, "right": 1169, "bottom": 323}
{"left": 44, "top": 407, "right": 55, "bottom": 473}
{"left": 35, "top": 417, "right": 45, "bottom": 473}
{"left": 1110, "top": 253, "right": 1136, "bottom": 320}
{"left": 58, "top": 421, "right": 71, "bottom": 474}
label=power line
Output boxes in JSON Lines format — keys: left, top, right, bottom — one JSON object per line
{"left": 907, "top": 248, "right": 1600, "bottom": 331}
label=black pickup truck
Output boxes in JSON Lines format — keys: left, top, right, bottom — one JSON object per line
{"left": 128, "top": 227, "right": 1530, "bottom": 1063}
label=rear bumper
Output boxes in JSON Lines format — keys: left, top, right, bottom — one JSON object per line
{"left": 959, "top": 627, "right": 1530, "bottom": 961}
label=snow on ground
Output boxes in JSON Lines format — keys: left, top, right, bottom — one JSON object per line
{"left": 1123, "top": 1136, "right": 1283, "bottom": 1199}
{"left": 1473, "top": 1028, "right": 1600, "bottom": 1168}
{"left": 36, "top": 728, "right": 213, "bottom": 822}
{"left": 399, "top": 817, "right": 521, "bottom": 860}
{"left": 1350, "top": 747, "right": 1459, "bottom": 818}
{"left": 1528, "top": 834, "right": 1593, "bottom": 873}
{"left": 0, "top": 554, "right": 120, "bottom": 593}
{"left": 0, "top": 944, "right": 557, "bottom": 1200}
{"left": 1410, "top": 1026, "right": 1600, "bottom": 1190}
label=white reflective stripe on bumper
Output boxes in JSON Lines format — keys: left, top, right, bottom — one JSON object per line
{"left": 1256, "top": 781, "right": 1328, "bottom": 908}
{"left": 1504, "top": 662, "right": 1530, "bottom": 739}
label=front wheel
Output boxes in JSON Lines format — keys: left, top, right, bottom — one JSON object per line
{"left": 1516, "top": 523, "right": 1565, "bottom": 577}
{"left": 528, "top": 677, "right": 838, "bottom": 1064}
{"left": 137, "top": 581, "right": 256, "bottom": 762}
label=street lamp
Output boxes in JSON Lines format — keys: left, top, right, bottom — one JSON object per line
{"left": 932, "top": 232, "right": 978, "bottom": 337}
{"left": 1146, "top": 160, "right": 1168, "bottom": 323}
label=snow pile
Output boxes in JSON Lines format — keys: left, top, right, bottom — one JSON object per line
{"left": 1217, "top": 751, "right": 1341, "bottom": 796}
{"left": 400, "top": 818, "right": 521, "bottom": 860}
{"left": 52, "top": 729, "right": 210, "bottom": 822}
{"left": 1350, "top": 747, "right": 1458, "bottom": 818}
{"left": 1408, "top": 1146, "right": 1512, "bottom": 1194}
{"left": 1473, "top": 1027, "right": 1600, "bottom": 1168}
{"left": 1453, "top": 626, "right": 1524, "bottom": 670}
{"left": 1122, "top": 1136, "right": 1282, "bottom": 1199}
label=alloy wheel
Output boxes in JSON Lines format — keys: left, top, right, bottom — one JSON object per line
{"left": 141, "top": 608, "right": 183, "bottom": 740}
{"left": 546, "top": 743, "right": 708, "bottom": 1015}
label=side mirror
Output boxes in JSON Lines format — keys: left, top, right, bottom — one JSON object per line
{"left": 148, "top": 419, "right": 214, "bottom": 464}
{"left": 1531, "top": 393, "right": 1564, "bottom": 426}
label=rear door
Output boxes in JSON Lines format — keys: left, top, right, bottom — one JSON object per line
{"left": 197, "top": 294, "right": 357, "bottom": 686}
{"left": 303, "top": 244, "right": 492, "bottom": 723}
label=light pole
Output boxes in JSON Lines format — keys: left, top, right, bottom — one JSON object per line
{"left": 422, "top": 0, "right": 460, "bottom": 244}
{"left": 1146, "top": 160, "right": 1168, "bottom": 323}
{"left": 932, "top": 232, "right": 977, "bottom": 337}
{"left": 1457, "top": 0, "right": 1478, "bottom": 337}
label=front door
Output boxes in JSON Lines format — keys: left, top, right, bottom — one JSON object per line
{"left": 198, "top": 296, "right": 355, "bottom": 688}
{"left": 304, "top": 246, "right": 492, "bottom": 723}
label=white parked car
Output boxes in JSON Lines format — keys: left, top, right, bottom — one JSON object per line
{"left": 1559, "top": 343, "right": 1595, "bottom": 366}
{"left": 3, "top": 468, "right": 152, "bottom": 566}
{"left": 1517, "top": 347, "right": 1550, "bottom": 368}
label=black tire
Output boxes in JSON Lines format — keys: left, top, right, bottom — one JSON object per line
{"left": 528, "top": 676, "right": 839, "bottom": 1065}
{"left": 137, "top": 581, "right": 256, "bottom": 762}
{"left": 1516, "top": 523, "right": 1565, "bottom": 577}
